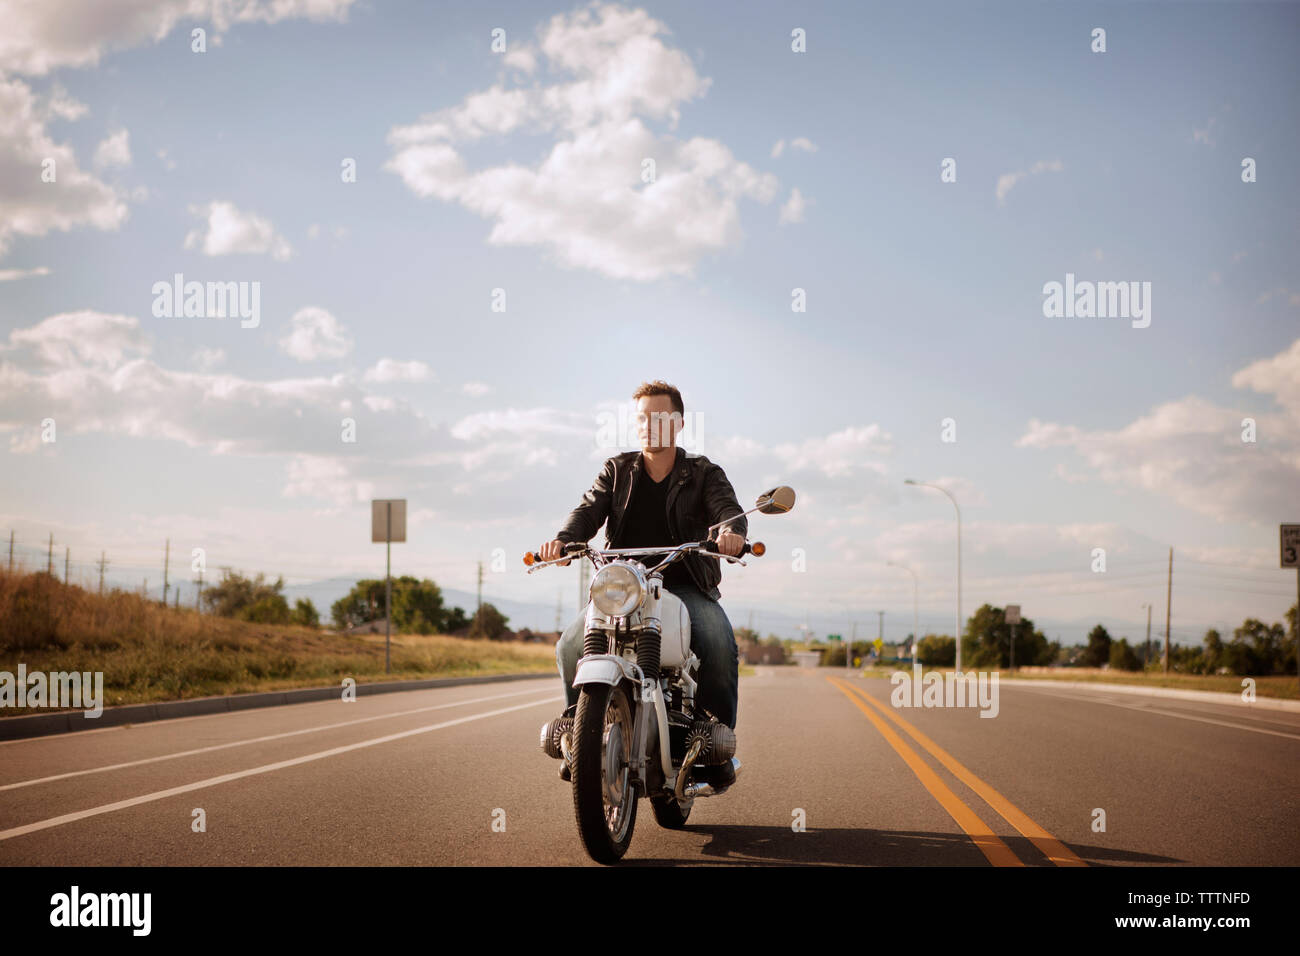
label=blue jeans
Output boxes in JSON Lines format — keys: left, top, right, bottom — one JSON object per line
{"left": 555, "top": 582, "right": 739, "bottom": 729}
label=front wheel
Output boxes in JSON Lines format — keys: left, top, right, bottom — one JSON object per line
{"left": 571, "top": 681, "right": 638, "bottom": 863}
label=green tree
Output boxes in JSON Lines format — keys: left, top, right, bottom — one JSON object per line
{"left": 331, "top": 577, "right": 454, "bottom": 633}
{"left": 291, "top": 598, "right": 320, "bottom": 628}
{"left": 1231, "top": 618, "right": 1289, "bottom": 675}
{"left": 917, "top": 634, "right": 955, "bottom": 666}
{"left": 444, "top": 606, "right": 470, "bottom": 632}
{"left": 390, "top": 577, "right": 445, "bottom": 634}
{"left": 1081, "top": 624, "right": 1112, "bottom": 668}
{"left": 963, "top": 603, "right": 1053, "bottom": 668}
{"left": 238, "top": 593, "right": 290, "bottom": 625}
{"left": 468, "top": 602, "right": 509, "bottom": 639}
{"left": 1202, "top": 629, "right": 1223, "bottom": 673}
{"left": 203, "top": 568, "right": 287, "bottom": 619}
{"left": 1108, "top": 637, "right": 1141, "bottom": 671}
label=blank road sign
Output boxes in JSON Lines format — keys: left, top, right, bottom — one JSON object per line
{"left": 1282, "top": 525, "right": 1300, "bottom": 568}
{"left": 1005, "top": 604, "right": 1021, "bottom": 625}
{"left": 372, "top": 499, "right": 407, "bottom": 543}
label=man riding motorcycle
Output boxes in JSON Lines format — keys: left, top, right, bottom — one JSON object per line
{"left": 543, "top": 380, "right": 747, "bottom": 790}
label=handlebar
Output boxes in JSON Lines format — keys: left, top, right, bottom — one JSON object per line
{"left": 523, "top": 539, "right": 764, "bottom": 567}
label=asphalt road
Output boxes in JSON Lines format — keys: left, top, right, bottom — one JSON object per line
{"left": 1, "top": 667, "right": 1297, "bottom": 866}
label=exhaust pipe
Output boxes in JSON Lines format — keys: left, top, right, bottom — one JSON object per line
{"left": 684, "top": 758, "right": 742, "bottom": 798}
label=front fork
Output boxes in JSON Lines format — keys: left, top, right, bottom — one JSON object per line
{"left": 572, "top": 575, "right": 693, "bottom": 792}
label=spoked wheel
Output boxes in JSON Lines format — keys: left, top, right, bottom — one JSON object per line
{"left": 571, "top": 681, "right": 638, "bottom": 863}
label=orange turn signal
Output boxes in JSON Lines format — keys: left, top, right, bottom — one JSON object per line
{"left": 523, "top": 552, "right": 535, "bottom": 566}
{"left": 750, "top": 541, "right": 765, "bottom": 556}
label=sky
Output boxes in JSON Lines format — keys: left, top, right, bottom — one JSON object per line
{"left": 0, "top": 0, "right": 1297, "bottom": 645}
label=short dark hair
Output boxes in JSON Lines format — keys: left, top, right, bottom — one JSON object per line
{"left": 632, "top": 380, "right": 684, "bottom": 417}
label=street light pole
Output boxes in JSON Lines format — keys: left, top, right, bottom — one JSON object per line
{"left": 905, "top": 479, "right": 962, "bottom": 673}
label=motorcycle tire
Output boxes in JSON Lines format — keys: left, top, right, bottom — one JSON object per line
{"left": 650, "top": 790, "right": 693, "bottom": 829}
{"left": 571, "top": 681, "right": 638, "bottom": 863}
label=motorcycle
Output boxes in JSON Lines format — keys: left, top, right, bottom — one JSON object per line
{"left": 524, "top": 485, "right": 795, "bottom": 863}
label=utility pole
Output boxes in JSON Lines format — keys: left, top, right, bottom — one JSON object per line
{"left": 47, "top": 532, "right": 53, "bottom": 575}
{"left": 850, "top": 620, "right": 857, "bottom": 671}
{"left": 8, "top": 530, "right": 13, "bottom": 572}
{"left": 1164, "top": 547, "right": 1173, "bottom": 674}
{"left": 63, "top": 546, "right": 69, "bottom": 585}
{"left": 877, "top": 610, "right": 884, "bottom": 646}
{"left": 477, "top": 560, "right": 483, "bottom": 614}
{"left": 1141, "top": 602, "right": 1152, "bottom": 667}
{"left": 162, "top": 538, "right": 170, "bottom": 606}
{"left": 142, "top": 578, "right": 147, "bottom": 598}
{"left": 194, "top": 569, "right": 204, "bottom": 612}
{"left": 96, "top": 552, "right": 108, "bottom": 595}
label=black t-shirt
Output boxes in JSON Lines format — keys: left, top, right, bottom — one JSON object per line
{"left": 614, "top": 467, "right": 693, "bottom": 591}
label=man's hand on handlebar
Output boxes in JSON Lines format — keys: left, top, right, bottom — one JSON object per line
{"left": 540, "top": 538, "right": 572, "bottom": 566}
{"left": 716, "top": 531, "right": 745, "bottom": 557}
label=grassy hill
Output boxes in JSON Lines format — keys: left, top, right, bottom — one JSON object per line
{"left": 0, "top": 568, "right": 555, "bottom": 714}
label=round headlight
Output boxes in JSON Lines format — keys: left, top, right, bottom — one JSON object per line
{"left": 590, "top": 563, "right": 644, "bottom": 617}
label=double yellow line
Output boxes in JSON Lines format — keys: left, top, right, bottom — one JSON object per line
{"left": 827, "top": 676, "right": 1085, "bottom": 867}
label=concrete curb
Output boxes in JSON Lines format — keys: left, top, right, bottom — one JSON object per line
{"left": 1002, "top": 677, "right": 1300, "bottom": 712}
{"left": 0, "top": 671, "right": 555, "bottom": 741}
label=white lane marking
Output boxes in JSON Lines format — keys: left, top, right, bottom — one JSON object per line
{"left": 1013, "top": 686, "right": 1300, "bottom": 733}
{"left": 0, "top": 685, "right": 558, "bottom": 792}
{"left": 1011, "top": 687, "right": 1300, "bottom": 741}
{"left": 0, "top": 695, "right": 563, "bottom": 842}
{"left": 0, "top": 678, "right": 556, "bottom": 746}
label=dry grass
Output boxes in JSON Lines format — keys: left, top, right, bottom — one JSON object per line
{"left": 0, "top": 568, "right": 556, "bottom": 714}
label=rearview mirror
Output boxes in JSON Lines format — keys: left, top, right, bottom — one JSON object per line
{"left": 756, "top": 486, "right": 796, "bottom": 514}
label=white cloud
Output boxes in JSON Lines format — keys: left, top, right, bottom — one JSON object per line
{"left": 363, "top": 358, "right": 433, "bottom": 383}
{"left": 192, "top": 347, "right": 224, "bottom": 370}
{"left": 462, "top": 381, "right": 492, "bottom": 397}
{"left": 0, "top": 77, "right": 128, "bottom": 258}
{"left": 385, "top": 2, "right": 779, "bottom": 281}
{"left": 770, "top": 139, "right": 785, "bottom": 158}
{"left": 156, "top": 147, "right": 176, "bottom": 171}
{"left": 93, "top": 128, "right": 131, "bottom": 168}
{"left": 0, "top": 0, "right": 357, "bottom": 76}
{"left": 502, "top": 46, "right": 536, "bottom": 73}
{"left": 0, "top": 309, "right": 436, "bottom": 467}
{"left": 0, "top": 266, "right": 50, "bottom": 281}
{"left": 279, "top": 307, "right": 352, "bottom": 361}
{"left": 995, "top": 159, "right": 1063, "bottom": 204}
{"left": 184, "top": 200, "right": 291, "bottom": 260}
{"left": 1018, "top": 338, "right": 1300, "bottom": 522}
{"left": 3, "top": 310, "right": 149, "bottom": 368}
{"left": 779, "top": 187, "right": 806, "bottom": 225}
{"left": 789, "top": 137, "right": 817, "bottom": 153}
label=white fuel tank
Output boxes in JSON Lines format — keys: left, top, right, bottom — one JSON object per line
{"left": 656, "top": 588, "right": 692, "bottom": 669}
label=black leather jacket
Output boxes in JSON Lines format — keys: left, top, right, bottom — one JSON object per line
{"left": 555, "top": 446, "right": 748, "bottom": 601}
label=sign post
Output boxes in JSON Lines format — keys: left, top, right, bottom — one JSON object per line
{"left": 372, "top": 499, "right": 407, "bottom": 674}
{"left": 1005, "top": 604, "right": 1021, "bottom": 670}
{"left": 1282, "top": 525, "right": 1299, "bottom": 687}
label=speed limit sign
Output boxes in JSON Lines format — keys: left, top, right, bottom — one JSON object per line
{"left": 1282, "top": 525, "right": 1300, "bottom": 568}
